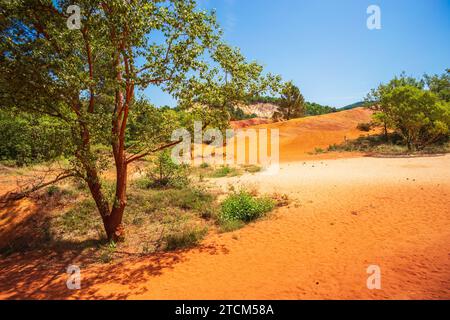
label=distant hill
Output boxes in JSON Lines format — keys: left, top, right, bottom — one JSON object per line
{"left": 340, "top": 101, "right": 369, "bottom": 110}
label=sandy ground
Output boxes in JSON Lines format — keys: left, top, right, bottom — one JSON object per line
{"left": 1, "top": 155, "right": 449, "bottom": 299}
{"left": 1, "top": 108, "right": 449, "bottom": 299}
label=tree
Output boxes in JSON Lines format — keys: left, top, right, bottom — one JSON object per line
{"left": 366, "top": 72, "right": 450, "bottom": 150}
{"left": 381, "top": 86, "right": 449, "bottom": 150}
{"left": 365, "top": 72, "right": 425, "bottom": 141}
{"left": 277, "top": 81, "right": 305, "bottom": 120}
{"left": 0, "top": 0, "right": 273, "bottom": 241}
{"left": 424, "top": 69, "right": 450, "bottom": 102}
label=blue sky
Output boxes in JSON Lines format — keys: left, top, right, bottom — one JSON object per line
{"left": 145, "top": 0, "right": 450, "bottom": 108}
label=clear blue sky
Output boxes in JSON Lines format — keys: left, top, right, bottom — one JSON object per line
{"left": 145, "top": 0, "right": 450, "bottom": 108}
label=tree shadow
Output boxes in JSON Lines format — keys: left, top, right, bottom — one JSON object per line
{"left": 0, "top": 194, "right": 230, "bottom": 299}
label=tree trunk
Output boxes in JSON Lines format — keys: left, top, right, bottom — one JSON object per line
{"left": 108, "top": 160, "right": 127, "bottom": 242}
{"left": 384, "top": 122, "right": 389, "bottom": 142}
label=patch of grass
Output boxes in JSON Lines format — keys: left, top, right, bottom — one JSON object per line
{"left": 314, "top": 147, "right": 325, "bottom": 154}
{"left": 164, "top": 226, "right": 207, "bottom": 251}
{"left": 59, "top": 199, "right": 102, "bottom": 237}
{"left": 242, "top": 164, "right": 261, "bottom": 173}
{"left": 129, "top": 187, "right": 215, "bottom": 215}
{"left": 220, "top": 191, "right": 275, "bottom": 223}
{"left": 98, "top": 241, "right": 117, "bottom": 263}
{"left": 210, "top": 165, "right": 240, "bottom": 178}
{"left": 218, "top": 219, "right": 245, "bottom": 233}
{"left": 199, "top": 162, "right": 210, "bottom": 169}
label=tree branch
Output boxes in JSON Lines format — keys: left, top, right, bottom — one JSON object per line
{"left": 1, "top": 172, "right": 76, "bottom": 202}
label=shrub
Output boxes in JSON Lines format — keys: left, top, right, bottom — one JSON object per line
{"left": 357, "top": 122, "right": 372, "bottom": 132}
{"left": 145, "top": 150, "right": 189, "bottom": 188}
{"left": 164, "top": 226, "right": 207, "bottom": 251}
{"left": 220, "top": 191, "right": 275, "bottom": 222}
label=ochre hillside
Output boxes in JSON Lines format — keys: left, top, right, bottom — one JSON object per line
{"left": 232, "top": 107, "right": 374, "bottom": 162}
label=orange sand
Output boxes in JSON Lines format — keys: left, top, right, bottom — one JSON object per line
{"left": 1, "top": 108, "right": 449, "bottom": 300}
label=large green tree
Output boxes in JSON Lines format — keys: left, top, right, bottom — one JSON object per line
{"left": 366, "top": 71, "right": 450, "bottom": 150}
{"left": 0, "top": 0, "right": 274, "bottom": 241}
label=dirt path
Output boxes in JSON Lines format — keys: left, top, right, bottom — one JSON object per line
{"left": 1, "top": 155, "right": 449, "bottom": 299}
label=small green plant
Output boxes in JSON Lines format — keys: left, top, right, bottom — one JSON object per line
{"left": 314, "top": 147, "right": 325, "bottom": 154}
{"left": 220, "top": 191, "right": 275, "bottom": 222}
{"left": 199, "top": 162, "right": 210, "bottom": 169}
{"left": 164, "top": 226, "right": 207, "bottom": 251}
{"left": 60, "top": 199, "right": 102, "bottom": 236}
{"left": 145, "top": 150, "right": 190, "bottom": 188}
{"left": 98, "top": 241, "right": 117, "bottom": 263}
{"left": 46, "top": 185, "right": 60, "bottom": 196}
{"left": 210, "top": 166, "right": 240, "bottom": 178}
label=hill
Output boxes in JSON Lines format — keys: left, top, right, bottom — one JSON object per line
{"left": 249, "top": 107, "right": 374, "bottom": 162}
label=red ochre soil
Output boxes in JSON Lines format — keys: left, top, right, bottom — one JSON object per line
{"left": 1, "top": 108, "right": 449, "bottom": 299}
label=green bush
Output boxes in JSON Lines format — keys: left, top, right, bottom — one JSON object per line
{"left": 220, "top": 191, "right": 275, "bottom": 222}
{"left": 0, "top": 110, "right": 71, "bottom": 165}
{"left": 145, "top": 150, "right": 189, "bottom": 188}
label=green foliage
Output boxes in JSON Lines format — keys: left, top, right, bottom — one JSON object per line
{"left": 60, "top": 199, "right": 102, "bottom": 237}
{"left": 220, "top": 191, "right": 275, "bottom": 222}
{"left": 46, "top": 185, "right": 61, "bottom": 197}
{"left": 164, "top": 226, "right": 207, "bottom": 251}
{"left": 246, "top": 96, "right": 282, "bottom": 105}
{"left": 424, "top": 69, "right": 450, "bottom": 102}
{"left": 228, "top": 106, "right": 258, "bottom": 121}
{"left": 304, "top": 102, "right": 337, "bottom": 116}
{"left": 0, "top": 110, "right": 71, "bottom": 165}
{"left": 366, "top": 71, "right": 450, "bottom": 150}
{"left": 328, "top": 133, "right": 450, "bottom": 155}
{"left": 275, "top": 81, "right": 305, "bottom": 120}
{"left": 314, "top": 147, "right": 325, "bottom": 154}
{"left": 144, "top": 150, "right": 190, "bottom": 189}
{"left": 129, "top": 186, "right": 215, "bottom": 216}
{"left": 199, "top": 162, "right": 210, "bottom": 169}
{"left": 0, "top": 0, "right": 279, "bottom": 240}
{"left": 98, "top": 241, "right": 117, "bottom": 263}
{"left": 340, "top": 101, "right": 369, "bottom": 110}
